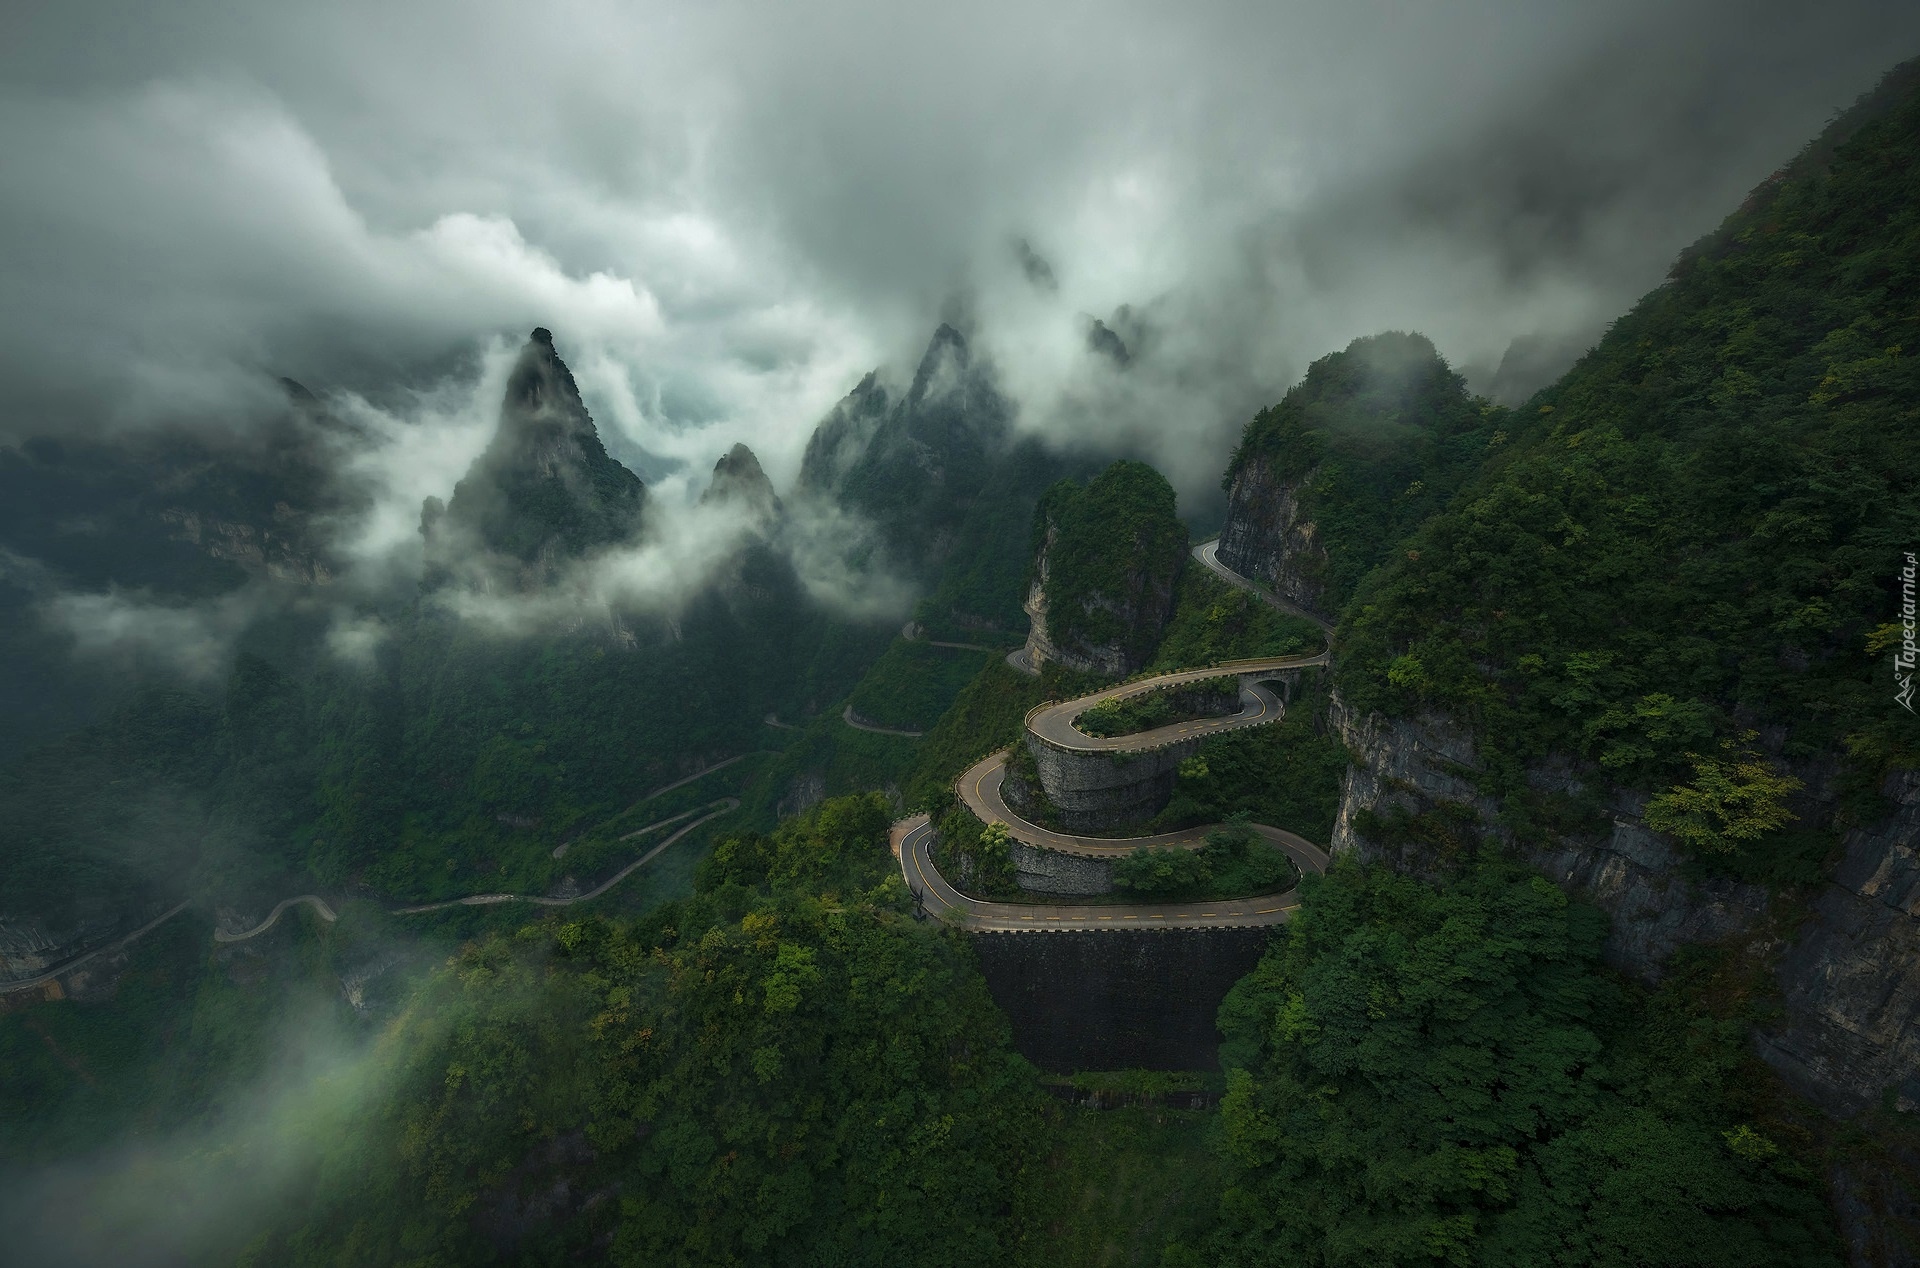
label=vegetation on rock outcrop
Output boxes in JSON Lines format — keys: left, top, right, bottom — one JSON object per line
{"left": 1030, "top": 459, "right": 1188, "bottom": 675}
{"left": 1196, "top": 858, "right": 1842, "bottom": 1267}
{"left": 1220, "top": 331, "right": 1500, "bottom": 616}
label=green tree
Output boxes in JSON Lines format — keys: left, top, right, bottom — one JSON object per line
{"left": 1206, "top": 858, "right": 1840, "bottom": 1267}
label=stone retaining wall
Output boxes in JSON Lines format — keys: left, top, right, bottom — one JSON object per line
{"left": 1011, "top": 841, "right": 1114, "bottom": 895}
{"left": 971, "top": 926, "right": 1274, "bottom": 1071}
{"left": 1025, "top": 734, "right": 1196, "bottom": 832}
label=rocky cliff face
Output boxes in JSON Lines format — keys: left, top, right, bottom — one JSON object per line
{"left": 796, "top": 372, "right": 890, "bottom": 497}
{"left": 1760, "top": 768, "right": 1920, "bottom": 1115}
{"left": 1216, "top": 457, "right": 1329, "bottom": 620}
{"left": 1213, "top": 332, "right": 1487, "bottom": 620}
{"left": 0, "top": 382, "right": 358, "bottom": 600}
{"left": 1023, "top": 523, "right": 1179, "bottom": 676}
{"left": 701, "top": 443, "right": 782, "bottom": 527}
{"left": 1022, "top": 460, "right": 1185, "bottom": 677}
{"left": 1329, "top": 692, "right": 1919, "bottom": 1117}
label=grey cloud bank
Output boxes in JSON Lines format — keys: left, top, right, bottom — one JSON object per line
{"left": 3, "top": 0, "right": 1917, "bottom": 506}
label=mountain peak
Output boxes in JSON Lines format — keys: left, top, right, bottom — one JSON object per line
{"left": 702, "top": 443, "right": 782, "bottom": 522}
{"left": 430, "top": 329, "right": 646, "bottom": 587}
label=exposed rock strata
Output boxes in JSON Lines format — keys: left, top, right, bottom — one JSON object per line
{"left": 1331, "top": 694, "right": 1775, "bottom": 973}
{"left": 1216, "top": 460, "right": 1328, "bottom": 620}
{"left": 1022, "top": 524, "right": 1180, "bottom": 678}
{"left": 1759, "top": 769, "right": 1920, "bottom": 1114}
{"left": 429, "top": 328, "right": 646, "bottom": 592}
{"left": 1330, "top": 692, "right": 1920, "bottom": 1116}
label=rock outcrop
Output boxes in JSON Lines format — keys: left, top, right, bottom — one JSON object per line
{"left": 0, "top": 377, "right": 360, "bottom": 601}
{"left": 1216, "top": 460, "right": 1327, "bottom": 621}
{"left": 429, "top": 328, "right": 646, "bottom": 591}
{"left": 794, "top": 323, "right": 1012, "bottom": 578}
{"left": 701, "top": 443, "right": 782, "bottom": 527}
{"left": 1760, "top": 769, "right": 1920, "bottom": 1114}
{"left": 1022, "top": 460, "right": 1185, "bottom": 677}
{"left": 1215, "top": 332, "right": 1487, "bottom": 620}
{"left": 1329, "top": 696, "right": 1775, "bottom": 976}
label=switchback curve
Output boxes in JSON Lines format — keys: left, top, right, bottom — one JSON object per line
{"left": 1026, "top": 651, "right": 1326, "bottom": 754}
{"left": 214, "top": 895, "right": 338, "bottom": 944}
{"left": 904, "top": 562, "right": 1336, "bottom": 928}
{"left": 841, "top": 704, "right": 925, "bottom": 737}
{"left": 1192, "top": 538, "right": 1334, "bottom": 633}
{"left": 895, "top": 814, "right": 1322, "bottom": 932}
{"left": 4, "top": 793, "right": 743, "bottom": 995}
{"left": 393, "top": 798, "right": 739, "bottom": 915}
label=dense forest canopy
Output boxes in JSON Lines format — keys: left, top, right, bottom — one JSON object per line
{"left": 1337, "top": 67, "right": 1920, "bottom": 875}
{"left": 1203, "top": 859, "right": 1841, "bottom": 1267}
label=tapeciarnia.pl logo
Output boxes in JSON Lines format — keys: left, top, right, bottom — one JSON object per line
{"left": 1899, "top": 551, "right": 1917, "bottom": 713}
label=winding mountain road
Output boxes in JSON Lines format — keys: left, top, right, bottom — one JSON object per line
{"left": 955, "top": 749, "right": 1328, "bottom": 865}
{"left": 903, "top": 555, "right": 1336, "bottom": 931}
{"left": 895, "top": 814, "right": 1319, "bottom": 931}
{"left": 1192, "top": 538, "right": 1334, "bottom": 633}
{"left": 4, "top": 776, "right": 747, "bottom": 994}
{"left": 841, "top": 704, "right": 925, "bottom": 738}
{"left": 901, "top": 621, "right": 999, "bottom": 653}
{"left": 213, "top": 895, "right": 338, "bottom": 943}
{"left": 392, "top": 799, "right": 738, "bottom": 915}
{"left": 1026, "top": 651, "right": 1326, "bottom": 753}
{"left": 0, "top": 901, "right": 192, "bottom": 995}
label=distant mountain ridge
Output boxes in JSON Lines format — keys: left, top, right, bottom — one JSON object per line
{"left": 797, "top": 323, "right": 1013, "bottom": 579}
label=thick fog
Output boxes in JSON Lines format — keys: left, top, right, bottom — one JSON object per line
{"left": 3, "top": 0, "right": 1916, "bottom": 503}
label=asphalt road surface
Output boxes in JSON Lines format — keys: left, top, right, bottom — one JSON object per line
{"left": 894, "top": 814, "right": 1324, "bottom": 931}
{"left": 900, "top": 540, "right": 1339, "bottom": 931}
{"left": 1192, "top": 538, "right": 1334, "bottom": 633}
{"left": 1026, "top": 651, "right": 1326, "bottom": 754}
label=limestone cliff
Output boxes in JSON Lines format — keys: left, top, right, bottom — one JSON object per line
{"left": 1023, "top": 460, "right": 1185, "bottom": 677}
{"left": 698, "top": 442, "right": 809, "bottom": 616}
{"left": 1761, "top": 768, "right": 1920, "bottom": 1115}
{"left": 1215, "top": 458, "right": 1326, "bottom": 620}
{"left": 794, "top": 323, "right": 1012, "bottom": 578}
{"left": 0, "top": 378, "right": 359, "bottom": 600}
{"left": 701, "top": 442, "right": 782, "bottom": 527}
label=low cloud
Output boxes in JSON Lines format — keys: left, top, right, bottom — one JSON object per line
{"left": 39, "top": 587, "right": 271, "bottom": 683}
{"left": 4, "top": 0, "right": 1913, "bottom": 515}
{"left": 0, "top": 978, "right": 404, "bottom": 1267}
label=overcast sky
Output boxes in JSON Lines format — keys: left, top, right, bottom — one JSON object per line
{"left": 4, "top": 0, "right": 1916, "bottom": 503}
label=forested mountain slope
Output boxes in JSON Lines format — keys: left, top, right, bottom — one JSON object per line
{"left": 1309, "top": 61, "right": 1920, "bottom": 1134}
{"left": 0, "top": 333, "right": 891, "bottom": 981}
{"left": 1218, "top": 331, "right": 1500, "bottom": 620}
